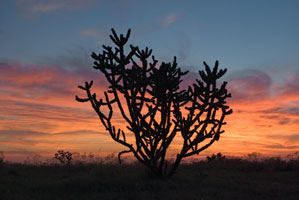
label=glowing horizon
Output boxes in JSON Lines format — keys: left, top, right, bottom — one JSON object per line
{"left": 0, "top": 61, "right": 298, "bottom": 162}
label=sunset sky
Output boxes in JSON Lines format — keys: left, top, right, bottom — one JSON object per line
{"left": 1, "top": 0, "right": 299, "bottom": 162}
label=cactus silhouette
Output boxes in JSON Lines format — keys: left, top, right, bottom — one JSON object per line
{"left": 54, "top": 150, "right": 73, "bottom": 165}
{"left": 207, "top": 153, "right": 226, "bottom": 162}
{"left": 76, "top": 29, "right": 232, "bottom": 177}
{"left": 0, "top": 151, "right": 4, "bottom": 165}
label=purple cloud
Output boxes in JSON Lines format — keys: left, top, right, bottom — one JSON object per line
{"left": 278, "top": 72, "right": 299, "bottom": 97}
{"left": 0, "top": 62, "right": 107, "bottom": 100}
{"left": 264, "top": 144, "right": 299, "bottom": 150}
{"left": 260, "top": 106, "right": 299, "bottom": 116}
{"left": 227, "top": 69, "right": 272, "bottom": 102}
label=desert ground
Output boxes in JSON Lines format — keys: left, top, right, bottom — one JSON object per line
{"left": 0, "top": 155, "right": 298, "bottom": 200}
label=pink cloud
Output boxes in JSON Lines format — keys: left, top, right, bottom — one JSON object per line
{"left": 0, "top": 62, "right": 119, "bottom": 161}
{"left": 180, "top": 67, "right": 299, "bottom": 156}
{"left": 227, "top": 69, "right": 272, "bottom": 102}
{"left": 81, "top": 28, "right": 99, "bottom": 37}
{"left": 80, "top": 28, "right": 104, "bottom": 41}
{"left": 0, "top": 62, "right": 107, "bottom": 102}
{"left": 14, "top": 0, "right": 93, "bottom": 14}
{"left": 162, "top": 13, "right": 181, "bottom": 26}
{"left": 276, "top": 72, "right": 299, "bottom": 100}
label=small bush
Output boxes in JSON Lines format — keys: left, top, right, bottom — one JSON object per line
{"left": 0, "top": 151, "right": 4, "bottom": 164}
{"left": 206, "top": 153, "right": 226, "bottom": 162}
{"left": 286, "top": 151, "right": 299, "bottom": 161}
{"left": 247, "top": 152, "right": 262, "bottom": 161}
{"left": 54, "top": 150, "right": 73, "bottom": 165}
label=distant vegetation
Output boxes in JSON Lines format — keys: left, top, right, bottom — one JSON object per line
{"left": 206, "top": 152, "right": 226, "bottom": 162}
{"left": 0, "top": 151, "right": 4, "bottom": 167}
{"left": 54, "top": 150, "right": 73, "bottom": 165}
{"left": 0, "top": 151, "right": 298, "bottom": 200}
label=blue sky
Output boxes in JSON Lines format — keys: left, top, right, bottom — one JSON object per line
{"left": 1, "top": 0, "right": 298, "bottom": 75}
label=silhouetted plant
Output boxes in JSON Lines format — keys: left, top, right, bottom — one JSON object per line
{"left": 76, "top": 29, "right": 232, "bottom": 177}
{"left": 72, "top": 152, "right": 96, "bottom": 164}
{"left": 207, "top": 153, "right": 226, "bottom": 162}
{"left": 286, "top": 151, "right": 299, "bottom": 161}
{"left": 247, "top": 152, "right": 262, "bottom": 161}
{"left": 0, "top": 151, "right": 4, "bottom": 165}
{"left": 54, "top": 150, "right": 73, "bottom": 165}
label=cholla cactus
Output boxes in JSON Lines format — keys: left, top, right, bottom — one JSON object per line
{"left": 76, "top": 29, "right": 232, "bottom": 177}
{"left": 54, "top": 150, "right": 73, "bottom": 165}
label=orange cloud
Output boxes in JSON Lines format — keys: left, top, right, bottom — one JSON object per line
{"left": 0, "top": 63, "right": 298, "bottom": 162}
{"left": 217, "top": 69, "right": 299, "bottom": 156}
{"left": 0, "top": 63, "right": 113, "bottom": 160}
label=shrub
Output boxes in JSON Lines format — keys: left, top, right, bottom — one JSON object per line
{"left": 0, "top": 151, "right": 4, "bottom": 165}
{"left": 54, "top": 150, "right": 73, "bottom": 165}
{"left": 206, "top": 153, "right": 226, "bottom": 162}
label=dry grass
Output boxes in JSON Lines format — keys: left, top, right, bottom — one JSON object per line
{"left": 0, "top": 156, "right": 298, "bottom": 200}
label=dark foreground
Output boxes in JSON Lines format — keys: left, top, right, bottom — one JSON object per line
{"left": 0, "top": 158, "right": 298, "bottom": 200}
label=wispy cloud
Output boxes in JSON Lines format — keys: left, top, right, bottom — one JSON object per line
{"left": 268, "top": 133, "right": 299, "bottom": 143}
{"left": 260, "top": 106, "right": 299, "bottom": 116}
{"left": 0, "top": 62, "right": 127, "bottom": 161}
{"left": 80, "top": 28, "right": 104, "bottom": 41}
{"left": 41, "top": 46, "right": 94, "bottom": 71}
{"left": 277, "top": 72, "right": 299, "bottom": 99}
{"left": 264, "top": 144, "right": 299, "bottom": 150}
{"left": 162, "top": 13, "right": 181, "bottom": 26}
{"left": 81, "top": 28, "right": 99, "bottom": 37}
{"left": 0, "top": 62, "right": 107, "bottom": 107}
{"left": 14, "top": 0, "right": 93, "bottom": 15}
{"left": 0, "top": 128, "right": 113, "bottom": 162}
{"left": 168, "top": 65, "right": 299, "bottom": 157}
{"left": 176, "top": 32, "right": 191, "bottom": 61}
{"left": 228, "top": 69, "right": 272, "bottom": 102}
